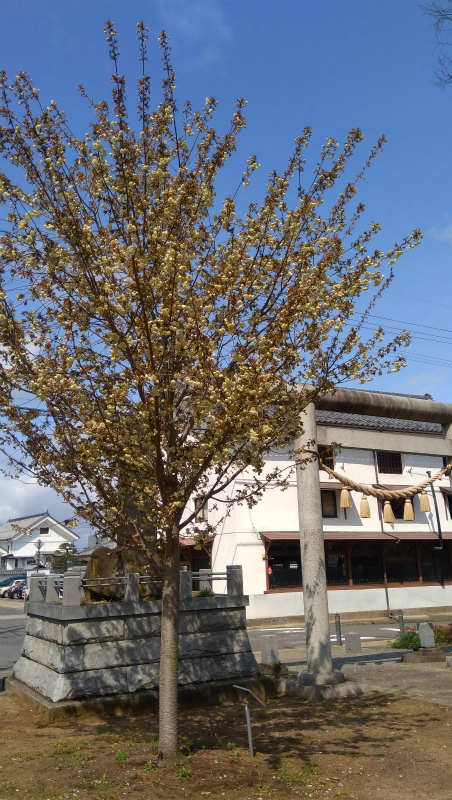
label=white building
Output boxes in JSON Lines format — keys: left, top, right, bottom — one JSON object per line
{"left": 0, "top": 512, "right": 79, "bottom": 572}
{"left": 183, "top": 392, "right": 452, "bottom": 623}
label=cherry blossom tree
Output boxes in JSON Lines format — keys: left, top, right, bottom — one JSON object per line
{"left": 0, "top": 21, "right": 420, "bottom": 761}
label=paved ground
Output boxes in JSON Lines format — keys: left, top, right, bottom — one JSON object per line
{"left": 0, "top": 597, "right": 26, "bottom": 675}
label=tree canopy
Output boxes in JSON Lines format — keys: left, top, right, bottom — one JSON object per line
{"left": 0, "top": 21, "right": 421, "bottom": 759}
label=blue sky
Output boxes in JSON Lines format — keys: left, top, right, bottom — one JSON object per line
{"left": 0, "top": 0, "right": 451, "bottom": 538}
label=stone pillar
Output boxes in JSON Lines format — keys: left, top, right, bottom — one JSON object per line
{"left": 295, "top": 403, "right": 332, "bottom": 674}
{"left": 227, "top": 565, "right": 243, "bottom": 596}
{"left": 29, "top": 576, "right": 44, "bottom": 603}
{"left": 45, "top": 576, "right": 60, "bottom": 604}
{"left": 261, "top": 634, "right": 279, "bottom": 665}
{"left": 180, "top": 569, "right": 192, "bottom": 600}
{"left": 124, "top": 572, "right": 140, "bottom": 603}
{"left": 199, "top": 568, "right": 212, "bottom": 592}
{"left": 62, "top": 575, "right": 82, "bottom": 607}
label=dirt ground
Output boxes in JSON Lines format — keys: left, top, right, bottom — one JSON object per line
{"left": 1, "top": 686, "right": 452, "bottom": 800}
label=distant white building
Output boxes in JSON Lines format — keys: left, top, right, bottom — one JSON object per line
{"left": 0, "top": 512, "right": 79, "bottom": 572}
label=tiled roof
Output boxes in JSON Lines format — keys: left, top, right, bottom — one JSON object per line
{"left": 315, "top": 409, "right": 443, "bottom": 434}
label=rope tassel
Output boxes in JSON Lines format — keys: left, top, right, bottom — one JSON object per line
{"left": 420, "top": 490, "right": 430, "bottom": 513}
{"left": 360, "top": 495, "right": 371, "bottom": 518}
{"left": 340, "top": 487, "right": 352, "bottom": 509}
{"left": 383, "top": 500, "right": 395, "bottom": 523}
{"left": 403, "top": 497, "right": 415, "bottom": 521}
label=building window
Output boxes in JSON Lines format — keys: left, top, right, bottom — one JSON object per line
{"left": 194, "top": 498, "right": 208, "bottom": 523}
{"left": 325, "top": 544, "right": 348, "bottom": 586}
{"left": 318, "top": 445, "right": 334, "bottom": 471}
{"left": 39, "top": 527, "right": 49, "bottom": 535}
{"left": 350, "top": 544, "right": 383, "bottom": 585}
{"left": 384, "top": 541, "right": 419, "bottom": 583}
{"left": 376, "top": 451, "right": 403, "bottom": 475}
{"left": 267, "top": 541, "right": 302, "bottom": 589}
{"left": 321, "top": 490, "right": 337, "bottom": 518}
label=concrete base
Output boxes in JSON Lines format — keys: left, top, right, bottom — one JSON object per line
{"left": 297, "top": 669, "right": 345, "bottom": 686}
{"left": 6, "top": 675, "right": 277, "bottom": 722}
{"left": 278, "top": 676, "right": 369, "bottom": 700}
{"left": 401, "top": 648, "right": 447, "bottom": 664}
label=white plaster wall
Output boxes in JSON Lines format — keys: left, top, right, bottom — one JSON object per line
{"left": 11, "top": 524, "right": 76, "bottom": 560}
{"left": 246, "top": 584, "right": 452, "bottom": 619}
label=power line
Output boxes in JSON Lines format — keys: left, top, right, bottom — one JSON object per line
{"left": 387, "top": 291, "right": 452, "bottom": 311}
{"left": 367, "top": 313, "right": 452, "bottom": 335}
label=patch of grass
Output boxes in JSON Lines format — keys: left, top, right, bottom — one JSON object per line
{"left": 149, "top": 737, "right": 159, "bottom": 748}
{"left": 278, "top": 760, "right": 319, "bottom": 790}
{"left": 143, "top": 760, "right": 157, "bottom": 771}
{"left": 113, "top": 749, "right": 129, "bottom": 761}
{"left": 151, "top": 777, "right": 165, "bottom": 787}
{"left": 78, "top": 773, "right": 109, "bottom": 789}
{"left": 196, "top": 587, "right": 214, "bottom": 597}
{"left": 178, "top": 766, "right": 192, "bottom": 781}
{"left": 53, "top": 740, "right": 80, "bottom": 757}
{"left": 391, "top": 630, "right": 419, "bottom": 649}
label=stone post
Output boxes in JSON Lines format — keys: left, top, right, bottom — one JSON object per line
{"left": 62, "top": 575, "right": 82, "bottom": 607}
{"left": 180, "top": 569, "right": 192, "bottom": 600}
{"left": 29, "top": 576, "right": 44, "bottom": 603}
{"left": 45, "top": 576, "right": 60, "bottom": 604}
{"left": 295, "top": 403, "right": 332, "bottom": 674}
{"left": 261, "top": 634, "right": 279, "bottom": 665}
{"left": 227, "top": 565, "right": 243, "bottom": 596}
{"left": 124, "top": 572, "right": 140, "bottom": 603}
{"left": 199, "top": 568, "right": 212, "bottom": 592}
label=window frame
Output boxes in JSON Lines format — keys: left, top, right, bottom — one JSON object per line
{"left": 194, "top": 497, "right": 208, "bottom": 523}
{"left": 376, "top": 451, "right": 403, "bottom": 475}
{"left": 321, "top": 490, "right": 338, "bottom": 519}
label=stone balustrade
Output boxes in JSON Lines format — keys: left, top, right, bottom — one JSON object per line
{"left": 13, "top": 565, "right": 260, "bottom": 704}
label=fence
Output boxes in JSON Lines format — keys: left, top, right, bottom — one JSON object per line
{"left": 28, "top": 565, "right": 242, "bottom": 607}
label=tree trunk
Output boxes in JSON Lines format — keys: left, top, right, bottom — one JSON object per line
{"left": 158, "top": 521, "right": 181, "bottom": 764}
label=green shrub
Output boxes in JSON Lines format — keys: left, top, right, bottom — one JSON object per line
{"left": 178, "top": 767, "right": 192, "bottom": 781}
{"left": 433, "top": 625, "right": 452, "bottom": 646}
{"left": 196, "top": 587, "right": 214, "bottom": 597}
{"left": 391, "top": 630, "right": 419, "bottom": 649}
{"left": 392, "top": 625, "right": 452, "bottom": 649}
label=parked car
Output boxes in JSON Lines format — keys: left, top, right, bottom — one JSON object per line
{"left": 8, "top": 580, "right": 26, "bottom": 599}
{"left": 0, "top": 578, "right": 25, "bottom": 597}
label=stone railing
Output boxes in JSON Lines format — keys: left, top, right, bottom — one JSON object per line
{"left": 13, "top": 565, "right": 260, "bottom": 704}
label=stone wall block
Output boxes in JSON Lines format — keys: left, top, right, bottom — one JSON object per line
{"left": 22, "top": 636, "right": 66, "bottom": 672}
{"left": 177, "top": 657, "right": 205, "bottom": 684}
{"left": 198, "top": 609, "right": 246, "bottom": 633}
{"left": 178, "top": 629, "right": 251, "bottom": 659}
{"left": 26, "top": 616, "right": 65, "bottom": 645}
{"left": 64, "top": 619, "right": 125, "bottom": 645}
{"left": 13, "top": 657, "right": 128, "bottom": 703}
{"left": 178, "top": 611, "right": 200, "bottom": 635}
{"left": 126, "top": 663, "right": 160, "bottom": 692}
{"left": 68, "top": 639, "right": 161, "bottom": 672}
{"left": 123, "top": 614, "right": 161, "bottom": 640}
{"left": 200, "top": 651, "right": 260, "bottom": 682}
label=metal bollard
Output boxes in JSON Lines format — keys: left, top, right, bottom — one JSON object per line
{"left": 398, "top": 609, "right": 404, "bottom": 633}
{"left": 335, "top": 612, "right": 342, "bottom": 646}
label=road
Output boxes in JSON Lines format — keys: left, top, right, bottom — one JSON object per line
{"left": 0, "top": 598, "right": 27, "bottom": 675}
{"left": 247, "top": 622, "right": 403, "bottom": 654}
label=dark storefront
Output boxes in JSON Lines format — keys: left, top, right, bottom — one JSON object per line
{"left": 262, "top": 532, "right": 452, "bottom": 591}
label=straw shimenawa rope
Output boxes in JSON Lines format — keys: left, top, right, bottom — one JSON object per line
{"left": 317, "top": 459, "right": 451, "bottom": 500}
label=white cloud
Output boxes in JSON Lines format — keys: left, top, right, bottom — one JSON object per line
{"left": 154, "top": 0, "right": 230, "bottom": 64}
{"left": 428, "top": 220, "right": 452, "bottom": 243}
{"left": 395, "top": 369, "right": 445, "bottom": 396}
{"left": 0, "top": 475, "right": 91, "bottom": 547}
